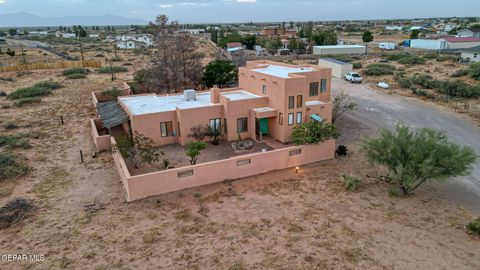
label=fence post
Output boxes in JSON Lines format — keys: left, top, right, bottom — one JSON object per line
{"left": 60, "top": 116, "right": 64, "bottom": 125}
{"left": 80, "top": 150, "right": 84, "bottom": 163}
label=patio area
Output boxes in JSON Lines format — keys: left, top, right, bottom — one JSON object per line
{"left": 130, "top": 139, "right": 274, "bottom": 175}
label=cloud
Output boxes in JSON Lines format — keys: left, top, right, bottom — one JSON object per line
{"left": 159, "top": 2, "right": 209, "bottom": 8}
{"left": 236, "top": 0, "right": 257, "bottom": 2}
{"left": 0, "top": 0, "right": 6, "bottom": 4}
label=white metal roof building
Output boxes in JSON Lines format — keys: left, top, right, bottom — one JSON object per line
{"left": 313, "top": 45, "right": 366, "bottom": 55}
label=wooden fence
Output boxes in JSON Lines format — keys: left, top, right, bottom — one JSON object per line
{"left": 0, "top": 60, "right": 101, "bottom": 72}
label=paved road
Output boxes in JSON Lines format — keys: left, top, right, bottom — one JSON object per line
{"left": 332, "top": 78, "right": 480, "bottom": 214}
{"left": 6, "top": 39, "right": 48, "bottom": 48}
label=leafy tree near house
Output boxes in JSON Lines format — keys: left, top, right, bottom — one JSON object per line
{"left": 112, "top": 132, "right": 162, "bottom": 169}
{"left": 361, "top": 124, "right": 476, "bottom": 195}
{"left": 202, "top": 60, "right": 237, "bottom": 88}
{"left": 190, "top": 124, "right": 210, "bottom": 141}
{"left": 8, "top": 29, "right": 17, "bottom": 36}
{"left": 469, "top": 62, "right": 480, "bottom": 80}
{"left": 410, "top": 29, "right": 420, "bottom": 39}
{"left": 185, "top": 141, "right": 207, "bottom": 165}
{"left": 290, "top": 120, "right": 339, "bottom": 145}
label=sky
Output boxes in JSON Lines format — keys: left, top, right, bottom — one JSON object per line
{"left": 0, "top": 0, "right": 479, "bottom": 24}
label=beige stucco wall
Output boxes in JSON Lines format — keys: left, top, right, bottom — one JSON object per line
{"left": 112, "top": 139, "right": 335, "bottom": 201}
{"left": 318, "top": 59, "right": 353, "bottom": 78}
{"left": 447, "top": 41, "right": 480, "bottom": 49}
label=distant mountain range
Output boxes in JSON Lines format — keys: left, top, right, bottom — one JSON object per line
{"left": 0, "top": 12, "right": 148, "bottom": 27}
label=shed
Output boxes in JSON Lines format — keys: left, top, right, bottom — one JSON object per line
{"left": 318, "top": 58, "right": 352, "bottom": 78}
{"left": 313, "top": 45, "right": 366, "bottom": 55}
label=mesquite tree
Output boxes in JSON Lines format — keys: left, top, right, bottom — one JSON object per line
{"left": 361, "top": 124, "right": 476, "bottom": 195}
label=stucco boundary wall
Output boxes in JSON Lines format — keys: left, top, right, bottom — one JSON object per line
{"left": 111, "top": 138, "right": 335, "bottom": 202}
{"left": 90, "top": 118, "right": 112, "bottom": 151}
{"left": 92, "top": 82, "right": 133, "bottom": 108}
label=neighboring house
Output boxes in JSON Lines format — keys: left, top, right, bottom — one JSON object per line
{"left": 116, "top": 34, "right": 154, "bottom": 49}
{"left": 28, "top": 31, "right": 49, "bottom": 36}
{"left": 410, "top": 37, "right": 480, "bottom": 50}
{"left": 176, "top": 29, "right": 205, "bottom": 35}
{"left": 226, "top": 42, "right": 243, "bottom": 49}
{"left": 89, "top": 33, "right": 99, "bottom": 38}
{"left": 439, "top": 37, "right": 480, "bottom": 50}
{"left": 260, "top": 26, "right": 297, "bottom": 39}
{"left": 62, "top": 33, "right": 76, "bottom": 39}
{"left": 457, "top": 29, "right": 480, "bottom": 38}
{"left": 461, "top": 45, "right": 480, "bottom": 62}
{"left": 385, "top": 25, "right": 403, "bottom": 31}
{"left": 116, "top": 39, "right": 146, "bottom": 49}
{"left": 410, "top": 26, "right": 424, "bottom": 31}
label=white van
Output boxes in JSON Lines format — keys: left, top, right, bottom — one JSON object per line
{"left": 379, "top": 43, "right": 395, "bottom": 50}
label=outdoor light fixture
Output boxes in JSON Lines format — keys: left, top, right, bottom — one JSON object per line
{"left": 295, "top": 166, "right": 299, "bottom": 173}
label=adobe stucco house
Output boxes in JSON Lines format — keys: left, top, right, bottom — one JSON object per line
{"left": 117, "top": 60, "right": 332, "bottom": 146}
{"left": 92, "top": 60, "right": 336, "bottom": 201}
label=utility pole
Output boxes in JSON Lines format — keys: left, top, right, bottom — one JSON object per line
{"left": 113, "top": 43, "right": 118, "bottom": 60}
{"left": 79, "top": 39, "right": 84, "bottom": 61}
{"left": 107, "top": 58, "right": 115, "bottom": 81}
{"left": 21, "top": 45, "right": 27, "bottom": 64}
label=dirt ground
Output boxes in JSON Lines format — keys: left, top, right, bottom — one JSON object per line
{"left": 0, "top": 64, "right": 479, "bottom": 269}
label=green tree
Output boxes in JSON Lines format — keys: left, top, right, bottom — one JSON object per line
{"left": 112, "top": 132, "right": 162, "bottom": 169}
{"left": 185, "top": 141, "right": 207, "bottom": 165}
{"left": 468, "top": 62, "right": 480, "bottom": 80}
{"left": 8, "top": 28, "right": 16, "bottom": 36}
{"left": 362, "top": 30, "right": 374, "bottom": 43}
{"left": 202, "top": 60, "right": 237, "bottom": 87}
{"left": 361, "top": 124, "right": 476, "bottom": 195}
{"left": 410, "top": 29, "right": 420, "bottom": 39}
{"left": 241, "top": 34, "right": 256, "bottom": 50}
{"left": 290, "top": 120, "right": 339, "bottom": 145}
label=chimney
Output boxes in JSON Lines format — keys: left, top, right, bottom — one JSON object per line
{"left": 210, "top": 85, "right": 220, "bottom": 104}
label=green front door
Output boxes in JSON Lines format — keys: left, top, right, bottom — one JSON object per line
{"left": 259, "top": 118, "right": 269, "bottom": 135}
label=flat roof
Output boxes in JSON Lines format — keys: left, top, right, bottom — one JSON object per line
{"left": 119, "top": 90, "right": 260, "bottom": 115}
{"left": 319, "top": 58, "right": 348, "bottom": 65}
{"left": 252, "top": 64, "right": 314, "bottom": 78}
{"left": 314, "top": 45, "right": 366, "bottom": 49}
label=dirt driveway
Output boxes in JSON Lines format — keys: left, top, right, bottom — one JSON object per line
{"left": 332, "top": 78, "right": 480, "bottom": 214}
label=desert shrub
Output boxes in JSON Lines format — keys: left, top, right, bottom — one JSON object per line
{"left": 469, "top": 62, "right": 480, "bottom": 80}
{"left": 61, "top": 67, "right": 87, "bottom": 76}
{"left": 0, "top": 91, "right": 6, "bottom": 96}
{"left": 290, "top": 120, "right": 339, "bottom": 145}
{"left": 410, "top": 74, "right": 438, "bottom": 89}
{"left": 0, "top": 198, "right": 35, "bottom": 229}
{"left": 342, "top": 174, "right": 361, "bottom": 191}
{"left": 0, "top": 77, "right": 14, "bottom": 82}
{"left": 0, "top": 153, "right": 29, "bottom": 180}
{"left": 450, "top": 69, "right": 469, "bottom": 78}
{"left": 467, "top": 217, "right": 480, "bottom": 235}
{"left": 0, "top": 131, "right": 39, "bottom": 149}
{"left": 438, "top": 80, "right": 480, "bottom": 99}
{"left": 422, "top": 52, "right": 438, "bottom": 59}
{"left": 362, "top": 124, "right": 476, "bottom": 195}
{"left": 101, "top": 87, "right": 121, "bottom": 99}
{"left": 66, "top": 73, "right": 86, "bottom": 79}
{"left": 352, "top": 62, "right": 362, "bottom": 69}
{"left": 3, "top": 122, "right": 17, "bottom": 130}
{"left": 336, "top": 144, "right": 349, "bottom": 157}
{"left": 386, "top": 52, "right": 412, "bottom": 61}
{"left": 394, "top": 73, "right": 413, "bottom": 89}
{"left": 398, "top": 55, "right": 426, "bottom": 65}
{"left": 8, "top": 80, "right": 61, "bottom": 100}
{"left": 364, "top": 63, "right": 396, "bottom": 75}
{"left": 97, "top": 66, "right": 128, "bottom": 74}
{"left": 33, "top": 80, "right": 61, "bottom": 90}
{"left": 436, "top": 54, "right": 458, "bottom": 62}
{"left": 14, "top": 97, "right": 42, "bottom": 107}
{"left": 95, "top": 53, "right": 105, "bottom": 57}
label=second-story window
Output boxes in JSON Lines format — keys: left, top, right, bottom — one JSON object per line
{"left": 309, "top": 82, "right": 319, "bottom": 96}
{"left": 320, "top": 79, "right": 328, "bottom": 93}
{"left": 288, "top": 96, "right": 294, "bottom": 109}
{"left": 297, "top": 95, "right": 303, "bottom": 108}
{"left": 262, "top": 85, "right": 266, "bottom": 95}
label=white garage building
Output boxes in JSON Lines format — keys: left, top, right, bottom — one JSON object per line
{"left": 313, "top": 45, "right": 366, "bottom": 55}
{"left": 318, "top": 58, "right": 353, "bottom": 78}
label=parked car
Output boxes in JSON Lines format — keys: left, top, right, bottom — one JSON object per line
{"left": 344, "top": 72, "right": 363, "bottom": 83}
